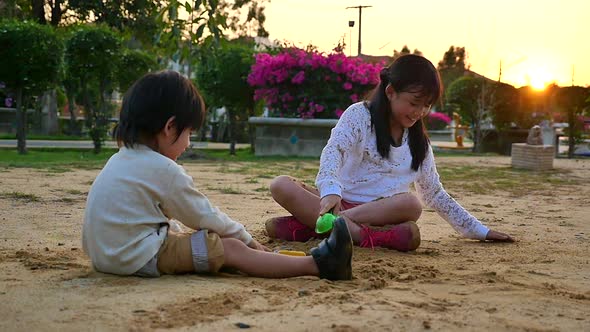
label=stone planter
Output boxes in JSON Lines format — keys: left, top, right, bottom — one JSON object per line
{"left": 511, "top": 143, "right": 554, "bottom": 170}
{"left": 427, "top": 129, "right": 453, "bottom": 142}
{"left": 248, "top": 117, "right": 338, "bottom": 157}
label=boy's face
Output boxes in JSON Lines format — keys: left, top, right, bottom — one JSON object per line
{"left": 160, "top": 127, "right": 192, "bottom": 161}
{"left": 165, "top": 128, "right": 191, "bottom": 161}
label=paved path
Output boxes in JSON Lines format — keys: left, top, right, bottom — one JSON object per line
{"left": 0, "top": 139, "right": 471, "bottom": 150}
{"left": 4, "top": 138, "right": 577, "bottom": 155}
{"left": 0, "top": 140, "right": 249, "bottom": 150}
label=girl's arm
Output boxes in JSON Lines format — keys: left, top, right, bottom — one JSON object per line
{"left": 414, "top": 146, "right": 490, "bottom": 240}
{"left": 162, "top": 168, "right": 253, "bottom": 245}
{"left": 316, "top": 104, "right": 367, "bottom": 200}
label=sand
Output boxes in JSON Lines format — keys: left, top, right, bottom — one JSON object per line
{"left": 0, "top": 156, "right": 589, "bottom": 331}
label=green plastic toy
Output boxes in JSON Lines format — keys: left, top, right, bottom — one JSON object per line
{"left": 315, "top": 210, "right": 337, "bottom": 234}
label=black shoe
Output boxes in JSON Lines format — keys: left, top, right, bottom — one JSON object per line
{"left": 310, "top": 217, "right": 353, "bottom": 280}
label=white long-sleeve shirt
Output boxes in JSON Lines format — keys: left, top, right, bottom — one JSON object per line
{"left": 315, "top": 102, "right": 489, "bottom": 240}
{"left": 83, "top": 145, "right": 252, "bottom": 275}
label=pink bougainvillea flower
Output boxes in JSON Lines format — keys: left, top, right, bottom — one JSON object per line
{"left": 291, "top": 71, "right": 305, "bottom": 84}
{"left": 247, "top": 48, "right": 383, "bottom": 119}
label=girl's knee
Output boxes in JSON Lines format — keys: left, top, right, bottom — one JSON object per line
{"left": 402, "top": 193, "right": 423, "bottom": 221}
{"left": 269, "top": 175, "right": 289, "bottom": 194}
{"left": 269, "top": 175, "right": 297, "bottom": 197}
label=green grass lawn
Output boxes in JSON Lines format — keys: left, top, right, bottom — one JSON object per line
{"left": 0, "top": 134, "right": 94, "bottom": 140}
{"left": 0, "top": 148, "right": 118, "bottom": 172}
{"left": 0, "top": 148, "right": 580, "bottom": 196}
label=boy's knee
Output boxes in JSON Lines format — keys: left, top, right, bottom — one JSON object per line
{"left": 269, "top": 175, "right": 292, "bottom": 195}
{"left": 221, "top": 237, "right": 246, "bottom": 252}
{"left": 220, "top": 238, "right": 248, "bottom": 267}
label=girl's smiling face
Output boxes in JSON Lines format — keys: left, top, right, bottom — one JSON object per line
{"left": 386, "top": 85, "right": 432, "bottom": 129}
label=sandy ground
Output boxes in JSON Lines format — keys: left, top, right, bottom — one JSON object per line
{"left": 1, "top": 156, "right": 589, "bottom": 332}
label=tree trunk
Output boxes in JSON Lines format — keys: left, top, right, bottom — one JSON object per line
{"left": 228, "top": 109, "right": 236, "bottom": 155}
{"left": 82, "top": 84, "right": 100, "bottom": 153}
{"left": 31, "top": 0, "right": 47, "bottom": 24}
{"left": 91, "top": 85, "right": 109, "bottom": 155}
{"left": 50, "top": 0, "right": 63, "bottom": 26}
{"left": 567, "top": 109, "right": 575, "bottom": 159}
{"left": 42, "top": 89, "right": 59, "bottom": 135}
{"left": 67, "top": 93, "right": 79, "bottom": 135}
{"left": 475, "top": 125, "right": 481, "bottom": 153}
{"left": 15, "top": 88, "right": 27, "bottom": 154}
{"left": 247, "top": 107, "right": 255, "bottom": 153}
{"left": 4, "top": 0, "right": 16, "bottom": 18}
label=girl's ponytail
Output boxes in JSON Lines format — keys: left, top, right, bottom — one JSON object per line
{"left": 379, "top": 67, "right": 390, "bottom": 86}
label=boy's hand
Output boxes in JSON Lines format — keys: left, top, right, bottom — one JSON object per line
{"left": 248, "top": 239, "right": 271, "bottom": 252}
{"left": 319, "top": 195, "right": 342, "bottom": 216}
{"left": 485, "top": 229, "right": 515, "bottom": 242}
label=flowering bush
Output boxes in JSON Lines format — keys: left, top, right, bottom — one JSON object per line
{"left": 426, "top": 112, "right": 451, "bottom": 130}
{"left": 247, "top": 48, "right": 382, "bottom": 119}
{"left": 0, "top": 81, "right": 13, "bottom": 107}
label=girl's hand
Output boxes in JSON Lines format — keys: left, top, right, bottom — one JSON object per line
{"left": 248, "top": 239, "right": 271, "bottom": 252}
{"left": 485, "top": 230, "right": 515, "bottom": 242}
{"left": 319, "top": 195, "right": 342, "bottom": 216}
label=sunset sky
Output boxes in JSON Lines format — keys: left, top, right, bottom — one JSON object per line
{"left": 262, "top": 0, "right": 590, "bottom": 88}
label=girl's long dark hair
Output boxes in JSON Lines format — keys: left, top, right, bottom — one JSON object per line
{"left": 366, "top": 54, "right": 442, "bottom": 171}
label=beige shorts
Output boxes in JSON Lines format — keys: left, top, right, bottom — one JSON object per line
{"left": 134, "top": 229, "right": 225, "bottom": 277}
{"left": 158, "top": 229, "right": 225, "bottom": 275}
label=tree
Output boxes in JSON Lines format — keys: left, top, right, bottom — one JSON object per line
{"left": 117, "top": 48, "right": 159, "bottom": 93}
{"left": 491, "top": 82, "right": 519, "bottom": 130}
{"left": 0, "top": 0, "right": 29, "bottom": 20}
{"left": 194, "top": 38, "right": 258, "bottom": 155}
{"left": 30, "top": 0, "right": 65, "bottom": 26}
{"left": 220, "top": 0, "right": 269, "bottom": 38}
{"left": 446, "top": 76, "right": 495, "bottom": 153}
{"left": 513, "top": 85, "right": 556, "bottom": 130}
{"left": 553, "top": 86, "right": 590, "bottom": 158}
{"left": 68, "top": 0, "right": 161, "bottom": 47}
{"left": 392, "top": 45, "right": 422, "bottom": 60}
{"left": 65, "top": 24, "right": 122, "bottom": 153}
{"left": 438, "top": 46, "right": 468, "bottom": 113}
{"left": 0, "top": 20, "right": 62, "bottom": 154}
{"left": 156, "top": 0, "right": 269, "bottom": 77}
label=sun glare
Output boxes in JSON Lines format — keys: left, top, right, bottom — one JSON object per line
{"left": 529, "top": 70, "right": 551, "bottom": 90}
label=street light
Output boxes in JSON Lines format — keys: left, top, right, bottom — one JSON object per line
{"left": 346, "top": 5, "right": 372, "bottom": 56}
{"left": 348, "top": 20, "right": 354, "bottom": 57}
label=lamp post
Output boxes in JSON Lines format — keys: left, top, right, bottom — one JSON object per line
{"left": 348, "top": 20, "right": 354, "bottom": 57}
{"left": 346, "top": 5, "right": 372, "bottom": 56}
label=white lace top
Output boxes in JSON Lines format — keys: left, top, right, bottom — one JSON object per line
{"left": 315, "top": 102, "right": 489, "bottom": 240}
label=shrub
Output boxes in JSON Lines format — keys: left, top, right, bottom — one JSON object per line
{"left": 426, "top": 112, "right": 451, "bottom": 130}
{"left": 247, "top": 48, "right": 382, "bottom": 119}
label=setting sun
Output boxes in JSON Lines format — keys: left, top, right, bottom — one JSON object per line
{"left": 529, "top": 70, "right": 552, "bottom": 90}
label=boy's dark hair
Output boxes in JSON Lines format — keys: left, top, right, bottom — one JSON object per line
{"left": 365, "top": 54, "right": 442, "bottom": 171}
{"left": 113, "top": 70, "right": 205, "bottom": 148}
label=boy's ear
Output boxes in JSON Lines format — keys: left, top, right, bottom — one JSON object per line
{"left": 163, "top": 116, "right": 177, "bottom": 137}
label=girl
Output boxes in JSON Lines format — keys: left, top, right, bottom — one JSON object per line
{"left": 266, "top": 54, "right": 514, "bottom": 251}
{"left": 82, "top": 70, "right": 352, "bottom": 280}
